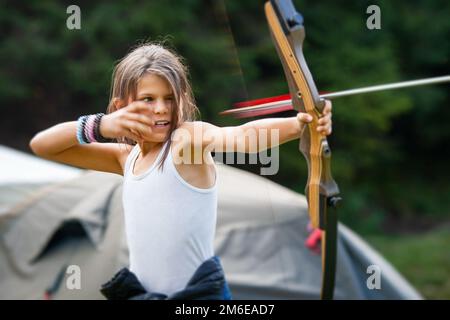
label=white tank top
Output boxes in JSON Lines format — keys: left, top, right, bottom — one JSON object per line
{"left": 122, "top": 140, "right": 218, "bottom": 295}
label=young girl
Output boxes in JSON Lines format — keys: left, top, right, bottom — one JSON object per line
{"left": 29, "top": 42, "right": 333, "bottom": 300}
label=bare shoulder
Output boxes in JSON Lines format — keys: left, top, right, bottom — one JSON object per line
{"left": 171, "top": 122, "right": 217, "bottom": 189}
{"left": 174, "top": 121, "right": 218, "bottom": 133}
{"left": 171, "top": 122, "right": 218, "bottom": 163}
{"left": 172, "top": 121, "right": 219, "bottom": 147}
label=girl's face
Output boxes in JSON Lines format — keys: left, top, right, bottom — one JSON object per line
{"left": 133, "top": 73, "right": 175, "bottom": 142}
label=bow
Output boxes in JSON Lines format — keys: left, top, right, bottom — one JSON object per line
{"left": 265, "top": 0, "right": 341, "bottom": 299}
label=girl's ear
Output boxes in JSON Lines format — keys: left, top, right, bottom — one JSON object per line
{"left": 112, "top": 97, "right": 127, "bottom": 110}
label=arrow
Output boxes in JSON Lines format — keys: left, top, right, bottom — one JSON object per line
{"left": 221, "top": 75, "right": 450, "bottom": 117}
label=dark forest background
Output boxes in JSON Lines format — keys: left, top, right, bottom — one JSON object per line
{"left": 1, "top": 0, "right": 449, "bottom": 253}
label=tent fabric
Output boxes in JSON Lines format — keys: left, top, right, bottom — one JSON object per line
{"left": 338, "top": 224, "right": 422, "bottom": 299}
{"left": 0, "top": 145, "right": 82, "bottom": 185}
{"left": 0, "top": 145, "right": 82, "bottom": 216}
{"left": 0, "top": 161, "right": 422, "bottom": 299}
{"left": 2, "top": 172, "right": 121, "bottom": 274}
{"left": 0, "top": 171, "right": 127, "bottom": 299}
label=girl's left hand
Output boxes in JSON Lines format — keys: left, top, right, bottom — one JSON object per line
{"left": 297, "top": 100, "right": 333, "bottom": 136}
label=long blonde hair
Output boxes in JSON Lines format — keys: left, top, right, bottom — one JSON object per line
{"left": 106, "top": 42, "right": 199, "bottom": 169}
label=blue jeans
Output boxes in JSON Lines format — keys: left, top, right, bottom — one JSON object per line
{"left": 213, "top": 256, "right": 232, "bottom": 300}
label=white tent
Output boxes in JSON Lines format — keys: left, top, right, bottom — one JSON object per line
{"left": 0, "top": 145, "right": 82, "bottom": 185}
{"left": 0, "top": 145, "right": 82, "bottom": 216}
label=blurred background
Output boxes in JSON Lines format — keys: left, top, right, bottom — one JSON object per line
{"left": 0, "top": 0, "right": 449, "bottom": 298}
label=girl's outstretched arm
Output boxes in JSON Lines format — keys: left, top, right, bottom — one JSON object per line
{"left": 175, "top": 100, "right": 332, "bottom": 156}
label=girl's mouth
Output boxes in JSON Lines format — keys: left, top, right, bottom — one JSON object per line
{"left": 154, "top": 120, "right": 170, "bottom": 128}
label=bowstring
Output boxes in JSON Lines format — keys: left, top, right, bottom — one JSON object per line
{"left": 215, "top": 0, "right": 292, "bottom": 294}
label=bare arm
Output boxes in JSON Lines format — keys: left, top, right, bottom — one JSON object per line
{"left": 29, "top": 121, "right": 127, "bottom": 175}
{"left": 171, "top": 116, "right": 305, "bottom": 163}
{"left": 30, "top": 121, "right": 83, "bottom": 155}
{"left": 237, "top": 116, "right": 303, "bottom": 150}
{"left": 173, "top": 101, "right": 332, "bottom": 161}
{"left": 203, "top": 116, "right": 303, "bottom": 153}
{"left": 29, "top": 102, "right": 155, "bottom": 175}
{"left": 202, "top": 100, "right": 332, "bottom": 153}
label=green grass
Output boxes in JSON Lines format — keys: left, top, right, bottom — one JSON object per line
{"left": 366, "top": 226, "right": 450, "bottom": 299}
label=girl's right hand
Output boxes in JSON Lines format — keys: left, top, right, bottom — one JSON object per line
{"left": 100, "top": 101, "right": 154, "bottom": 142}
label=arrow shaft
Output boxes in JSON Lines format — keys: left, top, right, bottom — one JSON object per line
{"left": 222, "top": 75, "right": 450, "bottom": 115}
{"left": 322, "top": 75, "right": 450, "bottom": 99}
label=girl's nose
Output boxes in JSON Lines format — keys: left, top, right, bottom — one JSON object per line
{"left": 154, "top": 99, "right": 169, "bottom": 114}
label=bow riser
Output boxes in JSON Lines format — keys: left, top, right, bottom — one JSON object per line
{"left": 265, "top": 1, "right": 339, "bottom": 229}
{"left": 265, "top": 0, "right": 341, "bottom": 299}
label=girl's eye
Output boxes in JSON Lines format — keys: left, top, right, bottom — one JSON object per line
{"left": 143, "top": 97, "right": 154, "bottom": 102}
{"left": 165, "top": 97, "right": 174, "bottom": 101}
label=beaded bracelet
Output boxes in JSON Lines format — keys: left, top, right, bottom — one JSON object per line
{"left": 76, "top": 113, "right": 113, "bottom": 144}
{"left": 93, "top": 113, "right": 113, "bottom": 143}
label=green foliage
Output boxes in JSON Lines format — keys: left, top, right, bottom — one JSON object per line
{"left": 223, "top": 0, "right": 450, "bottom": 232}
{"left": 0, "top": 0, "right": 449, "bottom": 233}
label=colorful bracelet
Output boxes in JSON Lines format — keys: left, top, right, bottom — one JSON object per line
{"left": 93, "top": 113, "right": 113, "bottom": 143}
{"left": 76, "top": 113, "right": 113, "bottom": 144}
{"left": 76, "top": 115, "right": 88, "bottom": 144}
